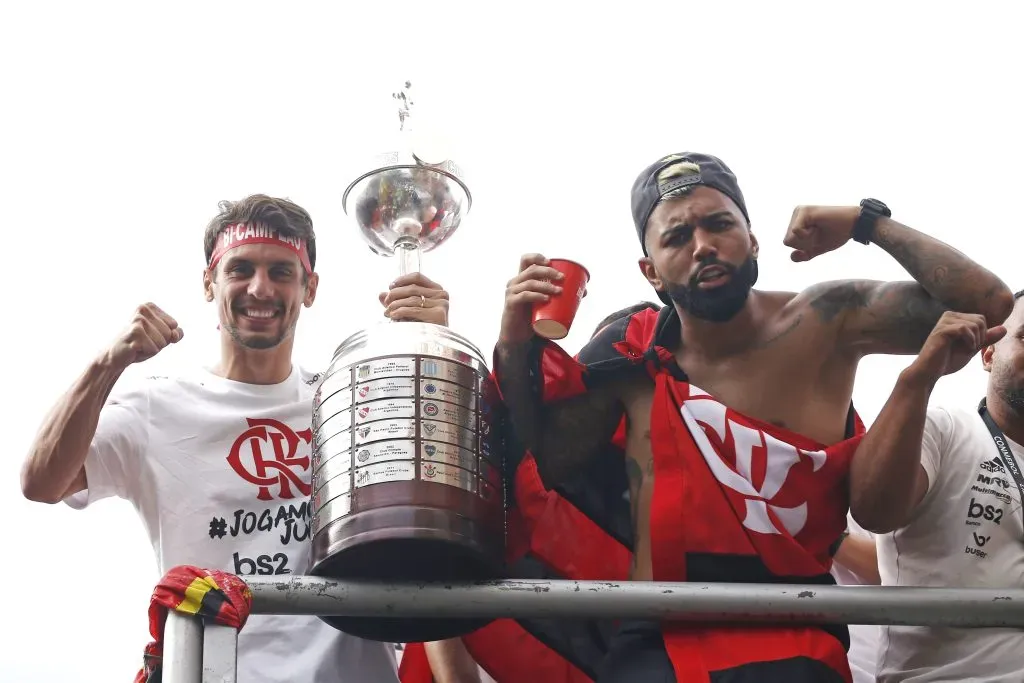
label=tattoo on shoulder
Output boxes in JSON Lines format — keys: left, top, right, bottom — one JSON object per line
{"left": 809, "top": 282, "right": 871, "bottom": 323}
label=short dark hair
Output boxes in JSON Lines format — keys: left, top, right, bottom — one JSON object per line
{"left": 591, "top": 302, "right": 662, "bottom": 339}
{"left": 203, "top": 194, "right": 317, "bottom": 272}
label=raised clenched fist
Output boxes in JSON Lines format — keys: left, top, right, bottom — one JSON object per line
{"left": 783, "top": 205, "right": 861, "bottom": 262}
{"left": 107, "top": 303, "right": 184, "bottom": 369}
{"left": 908, "top": 311, "right": 1006, "bottom": 383}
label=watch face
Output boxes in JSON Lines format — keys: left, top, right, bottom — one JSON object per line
{"left": 863, "top": 198, "right": 890, "bottom": 216}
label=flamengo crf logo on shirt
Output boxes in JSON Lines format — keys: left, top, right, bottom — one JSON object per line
{"left": 226, "top": 417, "right": 313, "bottom": 501}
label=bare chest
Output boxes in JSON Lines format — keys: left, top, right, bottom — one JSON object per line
{"left": 672, "top": 346, "right": 854, "bottom": 445}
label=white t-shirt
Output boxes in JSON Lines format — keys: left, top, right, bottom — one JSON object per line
{"left": 876, "top": 405, "right": 1024, "bottom": 683}
{"left": 830, "top": 515, "right": 879, "bottom": 683}
{"left": 65, "top": 365, "right": 398, "bottom": 683}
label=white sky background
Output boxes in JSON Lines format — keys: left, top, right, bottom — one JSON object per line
{"left": 1, "top": 1, "right": 1022, "bottom": 680}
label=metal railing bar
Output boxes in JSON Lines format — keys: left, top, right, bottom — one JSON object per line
{"left": 242, "top": 577, "right": 1024, "bottom": 628}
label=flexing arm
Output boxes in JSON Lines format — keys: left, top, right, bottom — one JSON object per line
{"left": 495, "top": 341, "right": 624, "bottom": 488}
{"left": 20, "top": 303, "right": 181, "bottom": 504}
{"left": 21, "top": 354, "right": 128, "bottom": 503}
{"left": 789, "top": 208, "right": 1012, "bottom": 355}
{"left": 850, "top": 312, "right": 1003, "bottom": 533}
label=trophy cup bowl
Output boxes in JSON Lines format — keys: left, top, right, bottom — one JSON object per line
{"left": 308, "top": 122, "right": 507, "bottom": 643}
{"left": 342, "top": 152, "right": 470, "bottom": 264}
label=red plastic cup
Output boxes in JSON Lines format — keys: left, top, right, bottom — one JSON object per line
{"left": 532, "top": 258, "right": 590, "bottom": 340}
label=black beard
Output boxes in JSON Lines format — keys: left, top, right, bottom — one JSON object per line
{"left": 991, "top": 355, "right": 1024, "bottom": 413}
{"left": 999, "top": 386, "right": 1024, "bottom": 412}
{"left": 662, "top": 256, "right": 759, "bottom": 323}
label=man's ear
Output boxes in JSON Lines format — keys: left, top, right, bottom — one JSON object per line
{"left": 750, "top": 230, "right": 760, "bottom": 260}
{"left": 982, "top": 343, "right": 996, "bottom": 373}
{"left": 203, "top": 267, "right": 215, "bottom": 302}
{"left": 638, "top": 257, "right": 663, "bottom": 294}
{"left": 303, "top": 272, "right": 320, "bottom": 308}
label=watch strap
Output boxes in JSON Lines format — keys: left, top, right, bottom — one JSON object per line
{"left": 852, "top": 198, "right": 891, "bottom": 245}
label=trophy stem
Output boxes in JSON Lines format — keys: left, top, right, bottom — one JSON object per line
{"left": 395, "top": 236, "right": 422, "bottom": 276}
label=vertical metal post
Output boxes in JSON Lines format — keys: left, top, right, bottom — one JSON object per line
{"left": 163, "top": 611, "right": 203, "bottom": 683}
{"left": 202, "top": 623, "right": 238, "bottom": 683}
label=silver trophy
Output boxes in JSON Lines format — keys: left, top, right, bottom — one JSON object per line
{"left": 308, "top": 82, "right": 506, "bottom": 643}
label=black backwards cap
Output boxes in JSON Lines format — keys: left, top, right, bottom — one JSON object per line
{"left": 630, "top": 152, "right": 750, "bottom": 255}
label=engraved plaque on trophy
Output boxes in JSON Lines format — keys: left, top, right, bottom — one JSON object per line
{"left": 308, "top": 82, "right": 506, "bottom": 644}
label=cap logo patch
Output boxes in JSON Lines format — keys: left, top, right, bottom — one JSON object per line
{"left": 656, "top": 160, "right": 702, "bottom": 196}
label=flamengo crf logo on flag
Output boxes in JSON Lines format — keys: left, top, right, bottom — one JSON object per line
{"left": 225, "top": 417, "right": 313, "bottom": 501}
{"left": 681, "top": 387, "right": 829, "bottom": 537}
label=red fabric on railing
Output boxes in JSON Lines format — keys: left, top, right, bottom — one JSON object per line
{"left": 133, "top": 565, "right": 253, "bottom": 683}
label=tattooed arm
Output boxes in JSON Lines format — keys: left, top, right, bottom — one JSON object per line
{"left": 806, "top": 217, "right": 1013, "bottom": 355}
{"left": 495, "top": 341, "right": 626, "bottom": 488}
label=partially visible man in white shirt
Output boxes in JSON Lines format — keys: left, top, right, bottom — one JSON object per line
{"left": 849, "top": 294, "right": 1024, "bottom": 682}
{"left": 21, "top": 194, "right": 477, "bottom": 683}
{"left": 831, "top": 515, "right": 880, "bottom": 683}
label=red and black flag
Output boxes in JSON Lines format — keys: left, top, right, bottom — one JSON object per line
{"left": 439, "top": 305, "right": 864, "bottom": 683}
{"left": 133, "top": 565, "right": 252, "bottom": 683}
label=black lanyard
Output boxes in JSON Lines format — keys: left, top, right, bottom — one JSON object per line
{"left": 978, "top": 399, "right": 1024, "bottom": 526}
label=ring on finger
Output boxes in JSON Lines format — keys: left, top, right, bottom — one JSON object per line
{"left": 419, "top": 295, "right": 426, "bottom": 307}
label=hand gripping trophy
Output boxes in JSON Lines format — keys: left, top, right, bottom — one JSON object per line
{"left": 307, "top": 82, "right": 506, "bottom": 643}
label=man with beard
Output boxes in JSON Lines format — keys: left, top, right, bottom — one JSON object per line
{"left": 850, "top": 292, "right": 1024, "bottom": 682}
{"left": 20, "top": 194, "right": 474, "bottom": 683}
{"left": 492, "top": 153, "right": 1012, "bottom": 682}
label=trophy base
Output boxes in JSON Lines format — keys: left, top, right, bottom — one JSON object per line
{"left": 309, "top": 504, "right": 504, "bottom": 642}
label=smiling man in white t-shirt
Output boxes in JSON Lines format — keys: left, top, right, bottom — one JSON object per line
{"left": 849, "top": 293, "right": 1024, "bottom": 682}
{"left": 19, "top": 194, "right": 475, "bottom": 683}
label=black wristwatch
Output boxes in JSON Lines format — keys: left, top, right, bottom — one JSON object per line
{"left": 852, "top": 198, "right": 891, "bottom": 245}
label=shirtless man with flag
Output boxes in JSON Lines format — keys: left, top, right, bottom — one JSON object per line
{"left": 491, "top": 153, "right": 1013, "bottom": 683}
